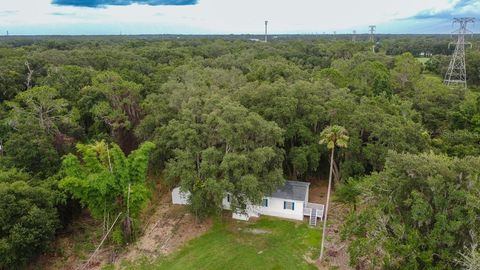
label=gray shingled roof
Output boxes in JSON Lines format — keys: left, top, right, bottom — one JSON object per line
{"left": 270, "top": 181, "right": 310, "bottom": 201}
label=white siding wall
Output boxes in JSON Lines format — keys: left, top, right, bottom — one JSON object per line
{"left": 258, "top": 197, "right": 304, "bottom": 221}
{"left": 232, "top": 205, "right": 260, "bottom": 220}
{"left": 232, "top": 212, "right": 250, "bottom": 221}
{"left": 247, "top": 205, "right": 260, "bottom": 218}
{"left": 171, "top": 188, "right": 305, "bottom": 221}
{"left": 222, "top": 194, "right": 231, "bottom": 210}
{"left": 171, "top": 187, "right": 189, "bottom": 205}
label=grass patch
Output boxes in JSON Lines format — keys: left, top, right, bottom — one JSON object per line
{"left": 124, "top": 217, "right": 321, "bottom": 270}
{"left": 416, "top": 57, "right": 430, "bottom": 64}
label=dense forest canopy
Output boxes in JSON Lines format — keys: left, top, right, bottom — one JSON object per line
{"left": 0, "top": 35, "right": 479, "bottom": 269}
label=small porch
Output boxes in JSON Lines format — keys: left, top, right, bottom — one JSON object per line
{"left": 303, "top": 203, "right": 325, "bottom": 217}
{"left": 303, "top": 178, "right": 329, "bottom": 226}
{"left": 303, "top": 202, "right": 325, "bottom": 226}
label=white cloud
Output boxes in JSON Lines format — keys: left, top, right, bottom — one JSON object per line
{"left": 0, "top": 0, "right": 475, "bottom": 34}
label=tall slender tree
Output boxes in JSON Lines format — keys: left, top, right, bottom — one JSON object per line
{"left": 319, "top": 125, "right": 349, "bottom": 261}
{"left": 60, "top": 140, "right": 155, "bottom": 241}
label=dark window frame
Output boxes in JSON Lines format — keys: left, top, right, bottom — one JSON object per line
{"left": 283, "top": 201, "right": 295, "bottom": 210}
{"left": 262, "top": 198, "right": 269, "bottom": 207}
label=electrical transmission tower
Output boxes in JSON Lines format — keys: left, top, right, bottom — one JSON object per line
{"left": 369, "top": 25, "right": 377, "bottom": 53}
{"left": 368, "top": 25, "right": 376, "bottom": 42}
{"left": 444, "top": 17, "right": 475, "bottom": 89}
{"left": 352, "top": 30, "right": 356, "bottom": 43}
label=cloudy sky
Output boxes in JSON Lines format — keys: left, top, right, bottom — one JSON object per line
{"left": 0, "top": 0, "right": 478, "bottom": 35}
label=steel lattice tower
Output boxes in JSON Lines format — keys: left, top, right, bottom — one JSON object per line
{"left": 369, "top": 25, "right": 376, "bottom": 53}
{"left": 368, "top": 25, "right": 376, "bottom": 42}
{"left": 444, "top": 17, "right": 475, "bottom": 89}
{"left": 352, "top": 30, "right": 356, "bottom": 43}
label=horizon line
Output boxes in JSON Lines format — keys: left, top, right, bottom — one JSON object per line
{"left": 0, "top": 33, "right": 462, "bottom": 37}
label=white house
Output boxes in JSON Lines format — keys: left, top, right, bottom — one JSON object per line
{"left": 171, "top": 180, "right": 324, "bottom": 226}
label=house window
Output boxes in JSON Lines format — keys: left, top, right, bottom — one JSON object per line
{"left": 283, "top": 201, "right": 295, "bottom": 210}
{"left": 227, "top": 194, "right": 231, "bottom": 202}
{"left": 261, "top": 198, "right": 268, "bottom": 207}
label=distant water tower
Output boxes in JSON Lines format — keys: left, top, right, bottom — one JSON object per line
{"left": 264, "top": 20, "right": 268, "bottom": 42}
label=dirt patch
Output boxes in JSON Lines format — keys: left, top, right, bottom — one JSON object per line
{"left": 29, "top": 210, "right": 105, "bottom": 270}
{"left": 317, "top": 202, "right": 353, "bottom": 270}
{"left": 308, "top": 178, "right": 329, "bottom": 205}
{"left": 303, "top": 252, "right": 317, "bottom": 265}
{"left": 305, "top": 178, "right": 353, "bottom": 269}
{"left": 127, "top": 207, "right": 211, "bottom": 258}
{"left": 31, "top": 190, "right": 212, "bottom": 270}
{"left": 159, "top": 213, "right": 211, "bottom": 255}
{"left": 243, "top": 228, "right": 271, "bottom": 235}
{"left": 119, "top": 197, "right": 212, "bottom": 265}
{"left": 121, "top": 203, "right": 183, "bottom": 261}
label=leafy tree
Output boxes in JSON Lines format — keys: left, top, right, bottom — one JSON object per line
{"left": 434, "top": 129, "right": 480, "bottom": 157}
{"left": 60, "top": 141, "right": 155, "bottom": 241}
{"left": 80, "top": 72, "right": 143, "bottom": 153}
{"left": 391, "top": 52, "right": 422, "bottom": 94}
{"left": 0, "top": 175, "right": 59, "bottom": 269}
{"left": 0, "top": 56, "right": 28, "bottom": 101}
{"left": 313, "top": 68, "right": 347, "bottom": 88}
{"left": 342, "top": 152, "right": 480, "bottom": 269}
{"left": 247, "top": 57, "right": 307, "bottom": 83}
{"left": 425, "top": 54, "right": 449, "bottom": 76}
{"left": 1, "top": 86, "right": 77, "bottom": 176}
{"left": 40, "top": 65, "right": 94, "bottom": 105}
{"left": 0, "top": 167, "right": 30, "bottom": 184}
{"left": 466, "top": 50, "right": 480, "bottom": 87}
{"left": 162, "top": 95, "right": 284, "bottom": 218}
{"left": 339, "top": 95, "right": 429, "bottom": 175}
{"left": 319, "top": 125, "right": 349, "bottom": 261}
{"left": 450, "top": 91, "right": 480, "bottom": 133}
{"left": 412, "top": 77, "right": 463, "bottom": 135}
{"left": 334, "top": 179, "right": 361, "bottom": 211}
{"left": 348, "top": 60, "right": 392, "bottom": 96}
{"left": 6, "top": 86, "right": 71, "bottom": 135}
{"left": 137, "top": 65, "right": 248, "bottom": 170}
{"left": 235, "top": 80, "right": 335, "bottom": 179}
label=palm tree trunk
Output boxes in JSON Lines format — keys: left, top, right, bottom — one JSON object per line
{"left": 332, "top": 159, "right": 340, "bottom": 184}
{"left": 320, "top": 146, "right": 335, "bottom": 261}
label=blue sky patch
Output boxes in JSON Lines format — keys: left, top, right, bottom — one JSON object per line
{"left": 52, "top": 0, "right": 198, "bottom": 8}
{"left": 410, "top": 0, "right": 479, "bottom": 20}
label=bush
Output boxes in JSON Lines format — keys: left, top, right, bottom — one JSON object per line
{"left": 0, "top": 179, "right": 60, "bottom": 269}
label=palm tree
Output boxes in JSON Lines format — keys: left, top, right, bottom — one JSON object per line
{"left": 319, "top": 125, "right": 349, "bottom": 261}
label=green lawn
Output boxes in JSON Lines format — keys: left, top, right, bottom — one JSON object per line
{"left": 124, "top": 217, "right": 321, "bottom": 270}
{"left": 416, "top": 57, "right": 430, "bottom": 64}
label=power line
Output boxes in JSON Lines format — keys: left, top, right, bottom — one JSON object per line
{"left": 81, "top": 212, "right": 123, "bottom": 270}
{"left": 444, "top": 17, "right": 475, "bottom": 89}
